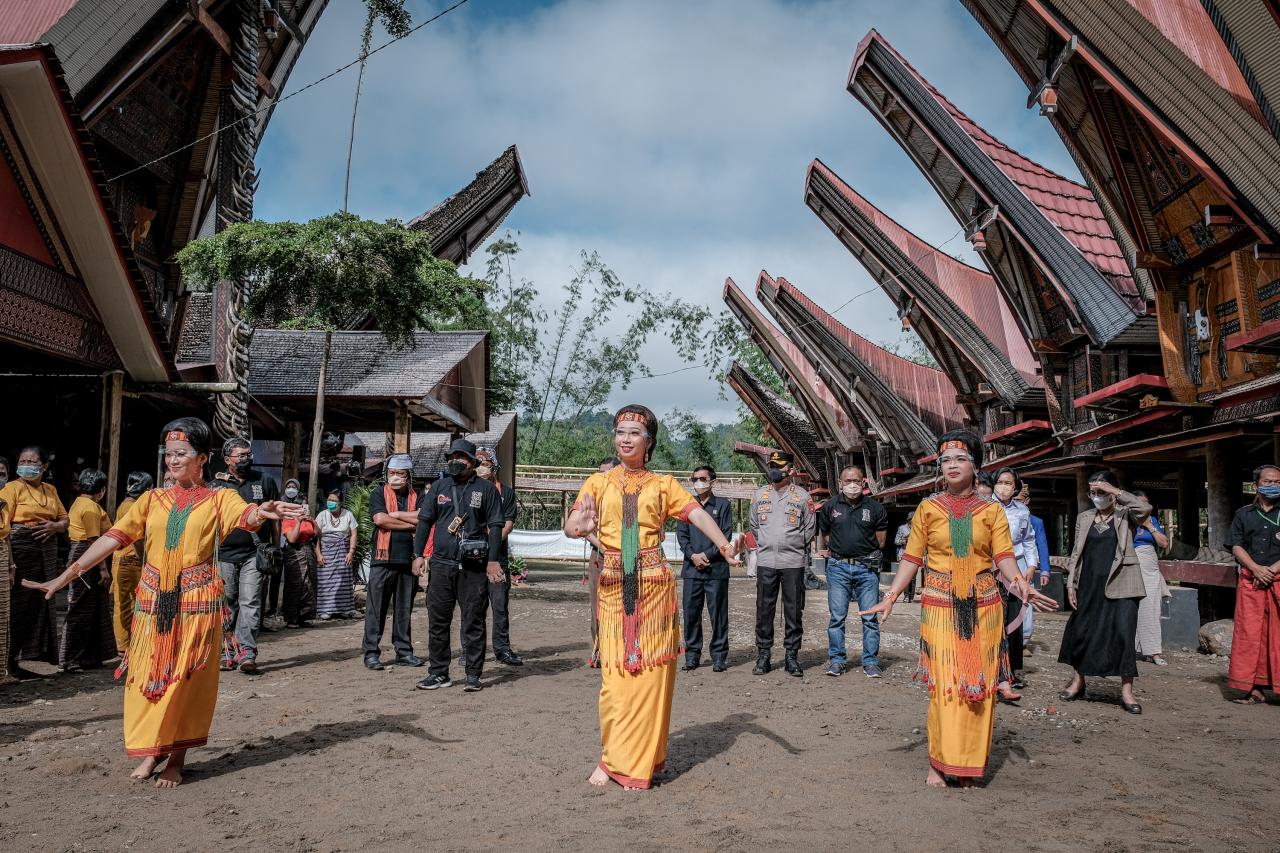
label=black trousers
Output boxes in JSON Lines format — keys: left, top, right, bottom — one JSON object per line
{"left": 488, "top": 574, "right": 513, "bottom": 654}
{"left": 756, "top": 565, "right": 804, "bottom": 653}
{"left": 362, "top": 562, "right": 416, "bottom": 658}
{"left": 683, "top": 574, "right": 729, "bottom": 664}
{"left": 427, "top": 559, "right": 490, "bottom": 678}
{"left": 1004, "top": 589, "right": 1024, "bottom": 674}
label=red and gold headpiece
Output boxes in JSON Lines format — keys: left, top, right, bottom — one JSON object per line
{"left": 165, "top": 430, "right": 189, "bottom": 443}
{"left": 616, "top": 412, "right": 646, "bottom": 425}
{"left": 938, "top": 440, "right": 967, "bottom": 453}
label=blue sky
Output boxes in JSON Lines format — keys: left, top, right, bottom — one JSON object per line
{"left": 255, "top": 0, "right": 1082, "bottom": 422}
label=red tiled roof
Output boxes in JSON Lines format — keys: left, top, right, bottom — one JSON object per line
{"left": 1123, "top": 0, "right": 1264, "bottom": 124}
{"left": 763, "top": 275, "right": 963, "bottom": 435}
{"left": 724, "top": 276, "right": 860, "bottom": 444}
{"left": 0, "top": 0, "right": 76, "bottom": 43}
{"left": 808, "top": 159, "right": 1040, "bottom": 385}
{"left": 856, "top": 30, "right": 1141, "bottom": 309}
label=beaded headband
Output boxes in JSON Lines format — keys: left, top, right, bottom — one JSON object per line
{"left": 616, "top": 412, "right": 647, "bottom": 424}
{"left": 938, "top": 440, "right": 968, "bottom": 453}
{"left": 165, "top": 430, "right": 189, "bottom": 442}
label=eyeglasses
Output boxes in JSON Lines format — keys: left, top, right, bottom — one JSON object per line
{"left": 163, "top": 451, "right": 196, "bottom": 462}
{"left": 937, "top": 454, "right": 971, "bottom": 466}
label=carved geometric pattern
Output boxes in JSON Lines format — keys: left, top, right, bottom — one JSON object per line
{"left": 1167, "top": 236, "right": 1190, "bottom": 265}
{"left": 0, "top": 247, "right": 120, "bottom": 368}
{"left": 1210, "top": 394, "right": 1280, "bottom": 424}
{"left": 1221, "top": 318, "right": 1241, "bottom": 335}
{"left": 1263, "top": 301, "right": 1280, "bottom": 323}
{"left": 1214, "top": 299, "right": 1238, "bottom": 319}
{"left": 1259, "top": 278, "right": 1280, "bottom": 302}
{"left": 1190, "top": 220, "right": 1216, "bottom": 250}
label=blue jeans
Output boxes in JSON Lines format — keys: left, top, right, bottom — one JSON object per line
{"left": 219, "top": 555, "right": 262, "bottom": 662}
{"left": 826, "top": 558, "right": 880, "bottom": 668}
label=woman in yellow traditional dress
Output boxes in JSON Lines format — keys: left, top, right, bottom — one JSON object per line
{"left": 24, "top": 417, "right": 301, "bottom": 788}
{"left": 565, "top": 404, "right": 738, "bottom": 789}
{"left": 862, "top": 430, "right": 1057, "bottom": 788}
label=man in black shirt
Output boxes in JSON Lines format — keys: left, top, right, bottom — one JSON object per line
{"left": 214, "top": 437, "right": 279, "bottom": 675}
{"left": 817, "top": 465, "right": 888, "bottom": 678}
{"left": 362, "top": 454, "right": 424, "bottom": 670}
{"left": 412, "top": 439, "right": 505, "bottom": 692}
{"left": 676, "top": 465, "right": 734, "bottom": 672}
{"left": 1225, "top": 462, "right": 1280, "bottom": 705}
{"left": 476, "top": 446, "right": 522, "bottom": 666}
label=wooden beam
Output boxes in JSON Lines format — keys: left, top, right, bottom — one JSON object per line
{"left": 282, "top": 421, "right": 303, "bottom": 483}
{"left": 190, "top": 1, "right": 277, "bottom": 97}
{"left": 1027, "top": 35, "right": 1078, "bottom": 109}
{"left": 104, "top": 371, "right": 124, "bottom": 517}
{"left": 392, "top": 403, "right": 411, "bottom": 455}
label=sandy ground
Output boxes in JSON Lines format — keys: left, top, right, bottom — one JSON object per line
{"left": 1, "top": 569, "right": 1277, "bottom": 853}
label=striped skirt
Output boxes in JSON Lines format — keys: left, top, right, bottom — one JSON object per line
{"left": 316, "top": 531, "right": 355, "bottom": 616}
{"left": 60, "top": 539, "right": 115, "bottom": 668}
{"left": 0, "top": 541, "right": 10, "bottom": 677}
{"left": 8, "top": 525, "right": 59, "bottom": 665}
{"left": 1135, "top": 544, "right": 1166, "bottom": 656}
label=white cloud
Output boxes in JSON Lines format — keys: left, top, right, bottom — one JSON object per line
{"left": 255, "top": 0, "right": 1086, "bottom": 423}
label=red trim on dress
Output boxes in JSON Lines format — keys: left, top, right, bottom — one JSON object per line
{"left": 238, "top": 504, "right": 260, "bottom": 531}
{"left": 899, "top": 552, "right": 923, "bottom": 567}
{"left": 992, "top": 550, "right": 1015, "bottom": 564}
{"left": 929, "top": 756, "right": 985, "bottom": 778}
{"left": 125, "top": 736, "right": 208, "bottom": 758}
{"left": 598, "top": 760, "right": 663, "bottom": 789}
{"left": 103, "top": 528, "right": 134, "bottom": 548}
{"left": 676, "top": 500, "right": 698, "bottom": 523}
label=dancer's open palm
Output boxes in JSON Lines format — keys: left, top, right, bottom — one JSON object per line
{"left": 577, "top": 493, "right": 599, "bottom": 538}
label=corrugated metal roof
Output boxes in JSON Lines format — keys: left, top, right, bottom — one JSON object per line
{"left": 39, "top": 0, "right": 170, "bottom": 97}
{"left": 808, "top": 159, "right": 1041, "bottom": 385}
{"left": 0, "top": 0, "right": 76, "bottom": 43}
{"left": 767, "top": 275, "right": 963, "bottom": 437}
{"left": 866, "top": 32, "right": 1140, "bottom": 305}
{"left": 727, "top": 362, "right": 826, "bottom": 480}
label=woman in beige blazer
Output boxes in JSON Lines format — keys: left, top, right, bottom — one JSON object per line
{"left": 1057, "top": 470, "right": 1151, "bottom": 714}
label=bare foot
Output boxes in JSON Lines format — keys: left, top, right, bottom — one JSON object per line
{"left": 926, "top": 767, "right": 946, "bottom": 788}
{"left": 588, "top": 765, "right": 610, "bottom": 787}
{"left": 1232, "top": 689, "right": 1266, "bottom": 705}
{"left": 130, "top": 755, "right": 163, "bottom": 781}
{"left": 154, "top": 749, "right": 186, "bottom": 788}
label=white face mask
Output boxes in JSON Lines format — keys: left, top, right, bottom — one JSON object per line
{"left": 841, "top": 483, "right": 862, "bottom": 499}
{"left": 692, "top": 481, "right": 711, "bottom": 494}
{"left": 1091, "top": 494, "right": 1114, "bottom": 510}
{"left": 994, "top": 483, "right": 1016, "bottom": 501}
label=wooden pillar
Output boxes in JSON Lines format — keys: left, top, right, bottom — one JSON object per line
{"left": 282, "top": 421, "right": 303, "bottom": 483}
{"left": 104, "top": 371, "right": 123, "bottom": 516}
{"left": 1205, "top": 440, "right": 1231, "bottom": 552}
{"left": 392, "top": 403, "right": 411, "bottom": 455}
{"left": 560, "top": 490, "right": 568, "bottom": 524}
{"left": 1075, "top": 469, "right": 1090, "bottom": 516}
{"left": 1176, "top": 463, "right": 1201, "bottom": 551}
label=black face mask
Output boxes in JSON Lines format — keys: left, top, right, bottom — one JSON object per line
{"left": 445, "top": 459, "right": 468, "bottom": 478}
{"left": 231, "top": 456, "right": 253, "bottom": 474}
{"left": 766, "top": 467, "right": 786, "bottom": 484}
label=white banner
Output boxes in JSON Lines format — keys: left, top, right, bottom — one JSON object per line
{"left": 509, "top": 529, "right": 684, "bottom": 562}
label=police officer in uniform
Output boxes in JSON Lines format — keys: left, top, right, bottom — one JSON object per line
{"left": 749, "top": 451, "right": 815, "bottom": 677}
{"left": 412, "top": 439, "right": 505, "bottom": 693}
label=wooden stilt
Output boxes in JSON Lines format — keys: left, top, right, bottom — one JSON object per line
{"left": 393, "top": 403, "right": 411, "bottom": 455}
{"left": 1205, "top": 441, "right": 1231, "bottom": 552}
{"left": 1176, "top": 464, "right": 1201, "bottom": 552}
{"left": 104, "top": 371, "right": 123, "bottom": 517}
{"left": 282, "top": 421, "right": 303, "bottom": 483}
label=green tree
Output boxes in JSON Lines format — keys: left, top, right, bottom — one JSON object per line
{"left": 878, "top": 328, "right": 940, "bottom": 368}
{"left": 175, "top": 212, "right": 487, "bottom": 504}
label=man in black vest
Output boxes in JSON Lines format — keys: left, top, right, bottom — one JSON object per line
{"left": 476, "top": 446, "right": 522, "bottom": 666}
{"left": 213, "top": 437, "right": 278, "bottom": 675}
{"left": 412, "top": 439, "right": 505, "bottom": 692}
{"left": 676, "top": 465, "right": 734, "bottom": 672}
{"left": 362, "top": 454, "right": 423, "bottom": 670}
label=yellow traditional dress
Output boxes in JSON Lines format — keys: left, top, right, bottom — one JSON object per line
{"left": 574, "top": 467, "right": 697, "bottom": 789}
{"left": 104, "top": 485, "right": 258, "bottom": 756}
{"left": 899, "top": 492, "right": 1014, "bottom": 778}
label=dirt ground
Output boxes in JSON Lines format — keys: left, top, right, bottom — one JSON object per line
{"left": 2, "top": 568, "right": 1277, "bottom": 853}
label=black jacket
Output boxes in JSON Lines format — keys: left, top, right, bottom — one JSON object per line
{"left": 412, "top": 474, "right": 503, "bottom": 567}
{"left": 675, "top": 493, "right": 733, "bottom": 579}
{"left": 213, "top": 469, "right": 278, "bottom": 563}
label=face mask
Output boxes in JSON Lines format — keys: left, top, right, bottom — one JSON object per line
{"left": 445, "top": 459, "right": 467, "bottom": 478}
{"left": 1091, "top": 494, "right": 1114, "bottom": 510}
{"left": 0, "top": 476, "right": 6, "bottom": 486}
{"left": 326, "top": 500, "right": 339, "bottom": 511}
{"left": 284, "top": 487, "right": 299, "bottom": 499}
{"left": 476, "top": 465, "right": 493, "bottom": 480}
{"left": 1257, "top": 484, "right": 1280, "bottom": 500}
{"left": 841, "top": 483, "right": 862, "bottom": 499}
{"left": 16, "top": 464, "right": 42, "bottom": 480}
{"left": 693, "top": 481, "right": 711, "bottom": 494}
{"left": 766, "top": 467, "right": 786, "bottom": 484}
{"left": 232, "top": 456, "right": 252, "bottom": 473}
{"left": 994, "top": 484, "right": 1015, "bottom": 501}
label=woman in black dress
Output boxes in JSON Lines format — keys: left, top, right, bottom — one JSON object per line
{"left": 1058, "top": 471, "right": 1151, "bottom": 714}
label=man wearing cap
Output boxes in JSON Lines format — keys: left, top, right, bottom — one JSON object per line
{"left": 412, "top": 439, "right": 506, "bottom": 692}
{"left": 362, "top": 454, "right": 424, "bottom": 670}
{"left": 476, "top": 445, "right": 523, "bottom": 666}
{"left": 749, "top": 450, "right": 816, "bottom": 677}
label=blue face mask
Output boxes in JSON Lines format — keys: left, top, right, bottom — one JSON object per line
{"left": 326, "top": 500, "right": 339, "bottom": 511}
{"left": 16, "top": 464, "right": 42, "bottom": 480}
{"left": 1258, "top": 484, "right": 1280, "bottom": 500}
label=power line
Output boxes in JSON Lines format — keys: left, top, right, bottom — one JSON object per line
{"left": 107, "top": 0, "right": 473, "bottom": 183}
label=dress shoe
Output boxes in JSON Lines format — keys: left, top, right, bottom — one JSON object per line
{"left": 784, "top": 652, "right": 803, "bottom": 677}
{"left": 496, "top": 650, "right": 524, "bottom": 666}
{"left": 364, "top": 655, "right": 385, "bottom": 671}
{"left": 681, "top": 657, "right": 700, "bottom": 671}
{"left": 752, "top": 653, "right": 772, "bottom": 675}
{"left": 711, "top": 661, "right": 727, "bottom": 672}
{"left": 393, "top": 654, "right": 425, "bottom": 667}
{"left": 1122, "top": 701, "right": 1142, "bottom": 715}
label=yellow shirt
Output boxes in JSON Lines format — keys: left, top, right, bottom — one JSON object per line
{"left": 68, "top": 495, "right": 111, "bottom": 541}
{"left": 0, "top": 479, "right": 68, "bottom": 537}
{"left": 573, "top": 467, "right": 697, "bottom": 551}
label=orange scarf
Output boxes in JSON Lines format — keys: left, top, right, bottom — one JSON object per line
{"left": 374, "top": 484, "right": 416, "bottom": 562}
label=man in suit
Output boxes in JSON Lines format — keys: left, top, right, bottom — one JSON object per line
{"left": 676, "top": 465, "right": 734, "bottom": 672}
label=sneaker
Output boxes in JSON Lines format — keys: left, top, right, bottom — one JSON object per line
{"left": 239, "top": 659, "right": 259, "bottom": 675}
{"left": 826, "top": 661, "right": 844, "bottom": 677}
{"left": 863, "top": 664, "right": 883, "bottom": 678}
{"left": 416, "top": 673, "right": 452, "bottom": 690}
{"left": 462, "top": 675, "right": 483, "bottom": 692}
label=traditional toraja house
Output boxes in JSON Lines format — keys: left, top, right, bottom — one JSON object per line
{"left": 350, "top": 411, "right": 517, "bottom": 489}
{"left": 954, "top": 0, "right": 1280, "bottom": 560}
{"left": 408, "top": 145, "right": 530, "bottom": 267}
{"left": 723, "top": 275, "right": 861, "bottom": 487}
{"left": 0, "top": 0, "right": 325, "bottom": 508}
{"left": 756, "top": 273, "right": 963, "bottom": 486}
{"left": 724, "top": 362, "right": 827, "bottom": 483}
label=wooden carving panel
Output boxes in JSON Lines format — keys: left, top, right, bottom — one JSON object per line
{"left": 0, "top": 247, "right": 120, "bottom": 369}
